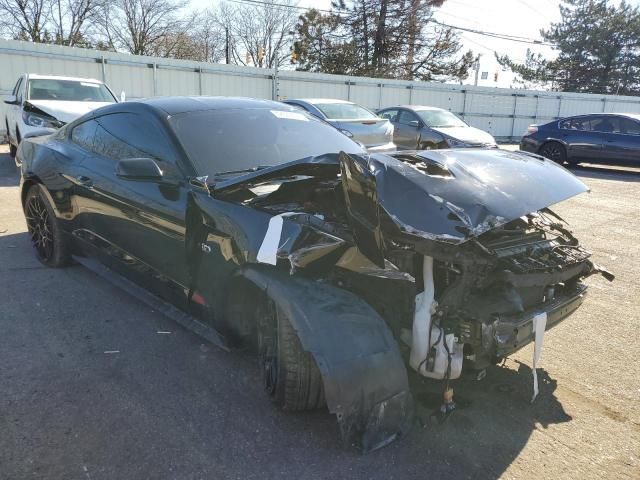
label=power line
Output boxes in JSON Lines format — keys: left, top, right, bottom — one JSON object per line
{"left": 430, "top": 19, "right": 558, "bottom": 47}
{"left": 225, "top": 0, "right": 559, "bottom": 47}
{"left": 224, "top": 0, "right": 337, "bottom": 15}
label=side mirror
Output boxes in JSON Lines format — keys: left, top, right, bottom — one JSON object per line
{"left": 4, "top": 95, "right": 18, "bottom": 105}
{"left": 120, "top": 91, "right": 126, "bottom": 102}
{"left": 408, "top": 120, "right": 420, "bottom": 128}
{"left": 116, "top": 157, "right": 163, "bottom": 180}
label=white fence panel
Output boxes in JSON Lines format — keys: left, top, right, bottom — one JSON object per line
{"left": 3, "top": 38, "right": 640, "bottom": 141}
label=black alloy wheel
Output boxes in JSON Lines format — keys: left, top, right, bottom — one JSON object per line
{"left": 539, "top": 142, "right": 567, "bottom": 164}
{"left": 25, "top": 192, "right": 55, "bottom": 263}
{"left": 24, "top": 185, "right": 71, "bottom": 267}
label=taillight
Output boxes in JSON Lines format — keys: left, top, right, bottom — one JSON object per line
{"left": 526, "top": 125, "right": 538, "bottom": 135}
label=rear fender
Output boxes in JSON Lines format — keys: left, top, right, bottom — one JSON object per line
{"left": 238, "top": 266, "right": 413, "bottom": 452}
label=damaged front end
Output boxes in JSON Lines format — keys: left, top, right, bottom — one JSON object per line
{"left": 195, "top": 148, "right": 612, "bottom": 451}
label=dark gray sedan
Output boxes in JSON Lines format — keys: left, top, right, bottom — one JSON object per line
{"left": 377, "top": 105, "right": 497, "bottom": 150}
{"left": 282, "top": 98, "right": 395, "bottom": 152}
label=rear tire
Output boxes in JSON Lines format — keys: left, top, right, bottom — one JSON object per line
{"left": 539, "top": 141, "right": 567, "bottom": 164}
{"left": 258, "top": 301, "right": 325, "bottom": 411}
{"left": 23, "top": 184, "right": 71, "bottom": 267}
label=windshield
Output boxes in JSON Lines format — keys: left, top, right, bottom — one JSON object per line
{"left": 28, "top": 79, "right": 116, "bottom": 102}
{"left": 416, "top": 110, "right": 466, "bottom": 128}
{"left": 313, "top": 102, "right": 379, "bottom": 120}
{"left": 170, "top": 107, "right": 365, "bottom": 176}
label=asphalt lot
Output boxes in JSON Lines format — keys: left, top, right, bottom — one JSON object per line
{"left": 1, "top": 143, "right": 638, "bottom": 480}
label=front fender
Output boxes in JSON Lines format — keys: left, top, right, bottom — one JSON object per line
{"left": 238, "top": 266, "right": 413, "bottom": 452}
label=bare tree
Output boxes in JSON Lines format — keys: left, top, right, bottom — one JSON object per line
{"left": 139, "top": 9, "right": 225, "bottom": 61}
{"left": 189, "top": 9, "right": 226, "bottom": 62}
{"left": 0, "top": 0, "right": 53, "bottom": 42}
{"left": 217, "top": 0, "right": 298, "bottom": 68}
{"left": 51, "top": 0, "right": 103, "bottom": 46}
{"left": 100, "top": 0, "right": 187, "bottom": 56}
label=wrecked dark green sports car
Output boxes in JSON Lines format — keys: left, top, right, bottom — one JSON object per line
{"left": 16, "top": 97, "right": 613, "bottom": 451}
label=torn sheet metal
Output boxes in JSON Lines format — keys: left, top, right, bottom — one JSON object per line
{"left": 531, "top": 312, "right": 548, "bottom": 403}
{"left": 339, "top": 149, "right": 588, "bottom": 244}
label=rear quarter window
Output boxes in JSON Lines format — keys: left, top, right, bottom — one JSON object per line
{"left": 559, "top": 117, "right": 592, "bottom": 131}
{"left": 71, "top": 120, "right": 98, "bottom": 151}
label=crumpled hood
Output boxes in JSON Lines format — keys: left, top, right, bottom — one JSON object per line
{"left": 28, "top": 100, "right": 113, "bottom": 123}
{"left": 210, "top": 149, "right": 588, "bottom": 247}
{"left": 361, "top": 148, "right": 588, "bottom": 243}
{"left": 432, "top": 125, "right": 496, "bottom": 145}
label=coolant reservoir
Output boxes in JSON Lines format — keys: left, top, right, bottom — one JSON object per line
{"left": 409, "top": 255, "right": 463, "bottom": 380}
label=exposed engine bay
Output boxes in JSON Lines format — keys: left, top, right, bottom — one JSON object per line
{"left": 194, "top": 148, "right": 613, "bottom": 451}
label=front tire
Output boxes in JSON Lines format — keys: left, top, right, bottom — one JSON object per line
{"left": 24, "top": 185, "right": 71, "bottom": 267}
{"left": 257, "top": 301, "right": 325, "bottom": 411}
{"left": 539, "top": 141, "right": 567, "bottom": 164}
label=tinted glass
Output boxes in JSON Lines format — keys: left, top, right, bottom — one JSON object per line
{"left": 95, "top": 113, "right": 175, "bottom": 164}
{"left": 415, "top": 110, "right": 466, "bottom": 128}
{"left": 398, "top": 110, "right": 419, "bottom": 126}
{"left": 379, "top": 109, "right": 398, "bottom": 122}
{"left": 71, "top": 120, "right": 98, "bottom": 150}
{"left": 620, "top": 118, "right": 640, "bottom": 135}
{"left": 93, "top": 121, "right": 145, "bottom": 160}
{"left": 28, "top": 79, "right": 116, "bottom": 102}
{"left": 170, "top": 107, "right": 365, "bottom": 176}
{"left": 313, "top": 102, "right": 378, "bottom": 120}
{"left": 591, "top": 116, "right": 621, "bottom": 133}
{"left": 559, "top": 117, "right": 592, "bottom": 131}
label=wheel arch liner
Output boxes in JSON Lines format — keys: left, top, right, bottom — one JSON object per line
{"left": 238, "top": 266, "right": 414, "bottom": 452}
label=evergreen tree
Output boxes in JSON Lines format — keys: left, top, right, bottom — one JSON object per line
{"left": 498, "top": 0, "right": 640, "bottom": 95}
{"left": 293, "top": 0, "right": 473, "bottom": 82}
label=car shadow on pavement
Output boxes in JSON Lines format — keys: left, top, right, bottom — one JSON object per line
{"left": 396, "top": 360, "right": 572, "bottom": 478}
{"left": 0, "top": 153, "right": 19, "bottom": 187}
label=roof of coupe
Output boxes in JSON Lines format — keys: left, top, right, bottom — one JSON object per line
{"left": 139, "top": 96, "right": 299, "bottom": 115}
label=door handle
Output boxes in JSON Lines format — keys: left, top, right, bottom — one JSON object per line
{"left": 76, "top": 175, "right": 94, "bottom": 187}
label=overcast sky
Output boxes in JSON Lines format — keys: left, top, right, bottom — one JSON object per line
{"left": 197, "top": 0, "right": 640, "bottom": 88}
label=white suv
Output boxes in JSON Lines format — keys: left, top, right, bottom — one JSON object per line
{"left": 4, "top": 74, "right": 117, "bottom": 157}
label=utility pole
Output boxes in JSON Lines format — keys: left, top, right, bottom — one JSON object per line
{"left": 473, "top": 53, "right": 483, "bottom": 87}
{"left": 57, "top": 0, "right": 63, "bottom": 44}
{"left": 225, "top": 27, "right": 230, "bottom": 64}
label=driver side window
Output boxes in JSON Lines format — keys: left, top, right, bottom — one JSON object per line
{"left": 398, "top": 110, "right": 419, "bottom": 126}
{"left": 380, "top": 109, "right": 398, "bottom": 122}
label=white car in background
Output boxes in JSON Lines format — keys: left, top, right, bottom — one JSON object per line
{"left": 4, "top": 74, "right": 117, "bottom": 157}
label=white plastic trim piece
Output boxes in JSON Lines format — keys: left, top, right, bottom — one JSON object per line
{"left": 531, "top": 312, "right": 548, "bottom": 402}
{"left": 256, "top": 212, "right": 298, "bottom": 265}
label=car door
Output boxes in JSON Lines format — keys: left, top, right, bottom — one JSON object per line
{"left": 602, "top": 116, "right": 640, "bottom": 165}
{"left": 394, "top": 110, "right": 422, "bottom": 149}
{"left": 557, "top": 116, "right": 604, "bottom": 162}
{"left": 71, "top": 111, "right": 191, "bottom": 303}
{"left": 588, "top": 116, "right": 626, "bottom": 164}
